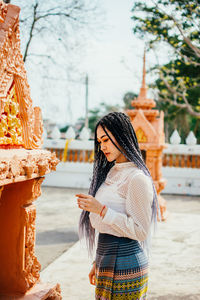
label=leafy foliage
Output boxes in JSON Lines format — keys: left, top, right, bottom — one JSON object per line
{"left": 132, "top": 0, "right": 200, "bottom": 142}
{"left": 123, "top": 92, "right": 138, "bottom": 109}
{"left": 86, "top": 102, "right": 121, "bottom": 134}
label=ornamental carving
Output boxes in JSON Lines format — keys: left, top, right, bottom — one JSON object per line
{"left": 0, "top": 161, "right": 9, "bottom": 179}
{"left": 46, "top": 284, "right": 62, "bottom": 300}
{"left": 0, "top": 83, "right": 23, "bottom": 146}
{"left": 0, "top": 2, "right": 61, "bottom": 298}
{"left": 32, "top": 177, "right": 44, "bottom": 200}
{"left": 0, "top": 149, "right": 59, "bottom": 185}
{"left": 136, "top": 128, "right": 147, "bottom": 143}
{"left": 0, "top": 1, "right": 7, "bottom": 23}
{"left": 23, "top": 204, "right": 41, "bottom": 289}
{"left": 0, "top": 3, "right": 43, "bottom": 149}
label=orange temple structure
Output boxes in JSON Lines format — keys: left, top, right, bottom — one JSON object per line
{"left": 0, "top": 2, "right": 61, "bottom": 299}
{"left": 126, "top": 51, "right": 167, "bottom": 221}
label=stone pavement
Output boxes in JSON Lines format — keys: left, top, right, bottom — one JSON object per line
{"left": 36, "top": 187, "right": 200, "bottom": 299}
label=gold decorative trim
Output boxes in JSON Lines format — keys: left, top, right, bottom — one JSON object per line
{"left": 0, "top": 4, "right": 43, "bottom": 149}
{"left": 136, "top": 128, "right": 147, "bottom": 143}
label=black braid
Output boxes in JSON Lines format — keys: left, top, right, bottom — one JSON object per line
{"left": 79, "top": 112, "right": 160, "bottom": 254}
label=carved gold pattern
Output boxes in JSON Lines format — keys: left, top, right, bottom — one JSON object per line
{"left": 0, "top": 84, "right": 24, "bottom": 146}
{"left": 0, "top": 3, "right": 61, "bottom": 297}
{"left": 136, "top": 128, "right": 147, "bottom": 143}
{"left": 0, "top": 4, "right": 43, "bottom": 149}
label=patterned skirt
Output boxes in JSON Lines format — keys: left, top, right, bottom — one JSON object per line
{"left": 95, "top": 233, "right": 148, "bottom": 300}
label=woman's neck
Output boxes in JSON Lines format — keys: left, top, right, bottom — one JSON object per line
{"left": 115, "top": 154, "right": 128, "bottom": 163}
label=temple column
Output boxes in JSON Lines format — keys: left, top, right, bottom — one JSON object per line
{"left": 0, "top": 177, "right": 61, "bottom": 298}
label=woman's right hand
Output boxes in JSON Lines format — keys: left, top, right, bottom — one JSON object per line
{"left": 89, "top": 262, "right": 96, "bottom": 286}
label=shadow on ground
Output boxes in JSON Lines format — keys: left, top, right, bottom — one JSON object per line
{"left": 36, "top": 229, "right": 79, "bottom": 270}
{"left": 36, "top": 229, "right": 79, "bottom": 245}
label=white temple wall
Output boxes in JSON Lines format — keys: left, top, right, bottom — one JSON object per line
{"left": 42, "top": 128, "right": 200, "bottom": 196}
{"left": 43, "top": 162, "right": 200, "bottom": 196}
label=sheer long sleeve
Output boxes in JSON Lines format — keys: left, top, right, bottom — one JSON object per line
{"left": 101, "top": 173, "right": 153, "bottom": 241}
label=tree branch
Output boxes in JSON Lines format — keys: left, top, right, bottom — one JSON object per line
{"left": 159, "top": 71, "right": 200, "bottom": 118}
{"left": 177, "top": 50, "right": 200, "bottom": 67}
{"left": 36, "top": 12, "right": 78, "bottom": 22}
{"left": 23, "top": 3, "right": 38, "bottom": 62}
{"left": 151, "top": 0, "right": 200, "bottom": 58}
{"left": 169, "top": 15, "right": 200, "bottom": 58}
{"left": 26, "top": 53, "right": 57, "bottom": 64}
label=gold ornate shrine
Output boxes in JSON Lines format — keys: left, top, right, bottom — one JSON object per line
{"left": 0, "top": 83, "right": 23, "bottom": 146}
{"left": 126, "top": 51, "right": 167, "bottom": 221}
{"left": 0, "top": 2, "right": 61, "bottom": 299}
{"left": 0, "top": 1, "right": 43, "bottom": 150}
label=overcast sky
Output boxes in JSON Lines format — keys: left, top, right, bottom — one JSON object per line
{"left": 21, "top": 0, "right": 169, "bottom": 126}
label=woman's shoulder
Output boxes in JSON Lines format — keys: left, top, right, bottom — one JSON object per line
{"left": 124, "top": 167, "right": 152, "bottom": 188}
{"left": 115, "top": 163, "right": 148, "bottom": 184}
{"left": 115, "top": 167, "right": 152, "bottom": 200}
{"left": 107, "top": 161, "right": 151, "bottom": 186}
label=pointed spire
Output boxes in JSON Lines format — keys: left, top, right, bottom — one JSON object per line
{"left": 142, "top": 48, "right": 146, "bottom": 88}
{"left": 138, "top": 48, "right": 147, "bottom": 100}
{"left": 130, "top": 46, "right": 156, "bottom": 110}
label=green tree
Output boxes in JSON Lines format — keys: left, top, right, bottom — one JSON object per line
{"left": 154, "top": 59, "right": 200, "bottom": 142}
{"left": 89, "top": 102, "right": 121, "bottom": 133}
{"left": 132, "top": 0, "right": 200, "bottom": 142}
{"left": 77, "top": 102, "right": 121, "bottom": 135}
{"left": 88, "top": 107, "right": 102, "bottom": 133}
{"left": 87, "top": 94, "right": 138, "bottom": 134}
{"left": 123, "top": 92, "right": 138, "bottom": 109}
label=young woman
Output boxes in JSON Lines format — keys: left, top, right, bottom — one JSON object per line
{"left": 76, "top": 112, "right": 159, "bottom": 300}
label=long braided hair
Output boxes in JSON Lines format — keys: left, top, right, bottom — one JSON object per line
{"left": 79, "top": 112, "right": 160, "bottom": 255}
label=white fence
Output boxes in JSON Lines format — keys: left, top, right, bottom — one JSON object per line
{"left": 42, "top": 127, "right": 200, "bottom": 196}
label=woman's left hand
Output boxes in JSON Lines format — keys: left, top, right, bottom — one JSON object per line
{"left": 75, "top": 193, "right": 103, "bottom": 214}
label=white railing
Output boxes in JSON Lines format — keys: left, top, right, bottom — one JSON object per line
{"left": 42, "top": 126, "right": 94, "bottom": 188}
{"left": 42, "top": 127, "right": 200, "bottom": 195}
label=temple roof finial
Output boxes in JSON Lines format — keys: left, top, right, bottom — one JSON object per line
{"left": 138, "top": 48, "right": 147, "bottom": 100}
{"left": 142, "top": 48, "right": 146, "bottom": 89}
{"left": 130, "top": 47, "right": 156, "bottom": 109}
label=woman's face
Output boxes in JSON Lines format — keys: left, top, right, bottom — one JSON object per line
{"left": 96, "top": 125, "right": 128, "bottom": 163}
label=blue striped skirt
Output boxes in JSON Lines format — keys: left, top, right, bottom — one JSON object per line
{"left": 95, "top": 233, "right": 148, "bottom": 300}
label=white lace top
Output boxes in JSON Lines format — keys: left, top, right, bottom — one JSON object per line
{"left": 89, "top": 161, "right": 153, "bottom": 242}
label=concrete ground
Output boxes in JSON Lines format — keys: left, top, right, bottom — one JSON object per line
{"left": 35, "top": 187, "right": 200, "bottom": 299}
